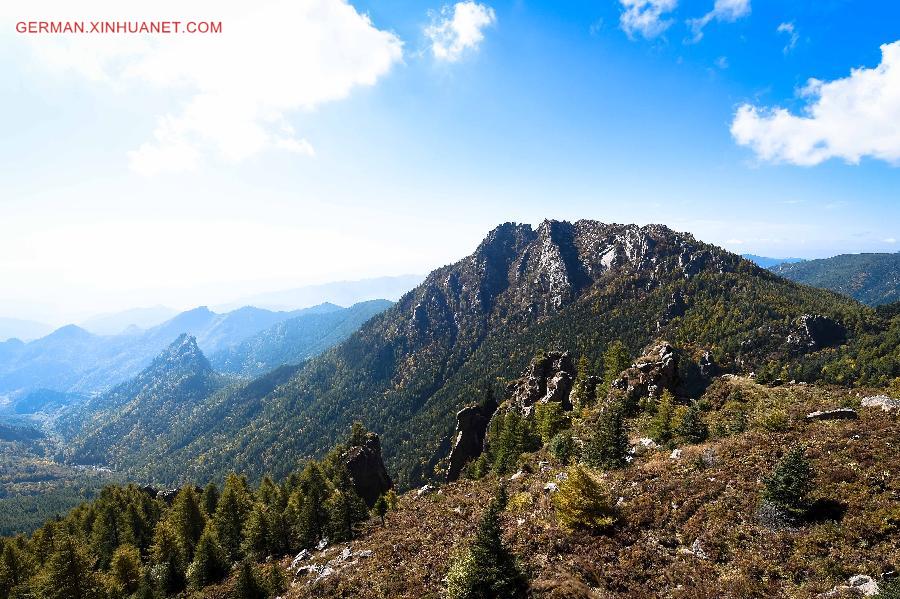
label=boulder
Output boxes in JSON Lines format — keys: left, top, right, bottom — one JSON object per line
{"left": 446, "top": 396, "right": 498, "bottom": 482}
{"left": 805, "top": 408, "right": 858, "bottom": 422}
{"left": 787, "top": 315, "right": 847, "bottom": 352}
{"left": 861, "top": 395, "right": 900, "bottom": 412}
{"left": 343, "top": 432, "right": 393, "bottom": 507}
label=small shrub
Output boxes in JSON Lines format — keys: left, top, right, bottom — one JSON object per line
{"left": 506, "top": 492, "right": 533, "bottom": 514}
{"left": 676, "top": 401, "right": 708, "bottom": 444}
{"left": 762, "top": 445, "right": 814, "bottom": 524}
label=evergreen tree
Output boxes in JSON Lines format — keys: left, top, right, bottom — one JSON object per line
{"left": 349, "top": 421, "right": 369, "bottom": 448}
{"left": 763, "top": 445, "right": 814, "bottom": 523}
{"left": 534, "top": 401, "right": 570, "bottom": 444}
{"left": 676, "top": 401, "right": 708, "bottom": 444}
{"left": 241, "top": 501, "right": 271, "bottom": 560}
{"left": 233, "top": 559, "right": 266, "bottom": 599}
{"left": 257, "top": 476, "right": 279, "bottom": 507}
{"left": 90, "top": 501, "right": 120, "bottom": 569}
{"left": 168, "top": 486, "right": 206, "bottom": 561}
{"left": 188, "top": 525, "right": 227, "bottom": 589}
{"left": 446, "top": 486, "right": 527, "bottom": 599}
{"left": 265, "top": 562, "right": 287, "bottom": 596}
{"left": 295, "top": 462, "right": 329, "bottom": 548}
{"left": 373, "top": 495, "right": 388, "bottom": 526}
{"left": 214, "top": 473, "right": 252, "bottom": 562}
{"left": 649, "top": 390, "right": 676, "bottom": 446}
{"left": 110, "top": 544, "right": 142, "bottom": 594}
{"left": 202, "top": 482, "right": 220, "bottom": 518}
{"left": 326, "top": 468, "right": 368, "bottom": 542}
{"left": 36, "top": 536, "right": 104, "bottom": 599}
{"left": 0, "top": 541, "right": 25, "bottom": 597}
{"left": 569, "top": 355, "right": 593, "bottom": 407}
{"left": 602, "top": 341, "right": 631, "bottom": 390}
{"left": 150, "top": 520, "right": 186, "bottom": 594}
{"left": 490, "top": 410, "right": 538, "bottom": 474}
{"left": 553, "top": 465, "right": 615, "bottom": 533}
{"left": 583, "top": 397, "right": 628, "bottom": 469}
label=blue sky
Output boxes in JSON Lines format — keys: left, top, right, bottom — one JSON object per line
{"left": 1, "top": 0, "right": 899, "bottom": 322}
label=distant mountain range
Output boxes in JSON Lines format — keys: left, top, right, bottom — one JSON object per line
{"left": 0, "top": 300, "right": 392, "bottom": 405}
{"left": 0, "top": 318, "right": 54, "bottom": 343}
{"left": 770, "top": 252, "right": 900, "bottom": 306}
{"left": 215, "top": 274, "right": 423, "bottom": 312}
{"left": 741, "top": 254, "right": 806, "bottom": 268}
{"left": 79, "top": 305, "right": 179, "bottom": 335}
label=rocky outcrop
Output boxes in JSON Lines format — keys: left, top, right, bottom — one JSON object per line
{"left": 508, "top": 351, "right": 577, "bottom": 412}
{"left": 610, "top": 342, "right": 679, "bottom": 403}
{"left": 861, "top": 395, "right": 900, "bottom": 412}
{"left": 446, "top": 397, "right": 498, "bottom": 482}
{"left": 787, "top": 315, "right": 847, "bottom": 351}
{"left": 343, "top": 433, "right": 393, "bottom": 507}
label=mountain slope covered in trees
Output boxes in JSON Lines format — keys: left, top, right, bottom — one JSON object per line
{"left": 116, "top": 220, "right": 895, "bottom": 490}
{"left": 771, "top": 252, "right": 900, "bottom": 306}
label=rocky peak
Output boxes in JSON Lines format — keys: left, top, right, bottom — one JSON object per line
{"left": 446, "top": 395, "right": 498, "bottom": 482}
{"left": 149, "top": 334, "right": 212, "bottom": 376}
{"left": 610, "top": 341, "right": 680, "bottom": 404}
{"left": 343, "top": 432, "right": 393, "bottom": 507}
{"left": 507, "top": 350, "right": 577, "bottom": 413}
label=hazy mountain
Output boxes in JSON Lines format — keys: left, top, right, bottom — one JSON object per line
{"left": 79, "top": 305, "right": 179, "bottom": 335}
{"left": 210, "top": 299, "right": 392, "bottom": 376}
{"left": 771, "top": 252, "right": 900, "bottom": 306}
{"left": 0, "top": 318, "right": 53, "bottom": 342}
{"left": 0, "top": 303, "right": 348, "bottom": 399}
{"left": 217, "top": 274, "right": 423, "bottom": 312}
{"left": 102, "top": 220, "right": 882, "bottom": 490}
{"left": 62, "top": 335, "right": 228, "bottom": 471}
{"left": 741, "top": 254, "right": 805, "bottom": 268}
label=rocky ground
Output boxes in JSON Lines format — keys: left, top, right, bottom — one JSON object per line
{"left": 280, "top": 377, "right": 900, "bottom": 598}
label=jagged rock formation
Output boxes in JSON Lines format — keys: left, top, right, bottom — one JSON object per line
{"left": 787, "top": 315, "right": 847, "bottom": 352}
{"left": 507, "top": 351, "right": 577, "bottom": 412}
{"left": 446, "top": 397, "right": 498, "bottom": 482}
{"left": 611, "top": 342, "right": 679, "bottom": 403}
{"left": 343, "top": 433, "right": 393, "bottom": 506}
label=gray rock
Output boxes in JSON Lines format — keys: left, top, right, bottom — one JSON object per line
{"left": 805, "top": 408, "right": 858, "bottom": 422}
{"left": 610, "top": 342, "right": 679, "bottom": 404}
{"left": 507, "top": 351, "right": 577, "bottom": 410}
{"left": 343, "top": 432, "right": 393, "bottom": 507}
{"left": 787, "top": 315, "right": 847, "bottom": 352}
{"left": 543, "top": 482, "right": 559, "bottom": 493}
{"left": 416, "top": 484, "right": 435, "bottom": 498}
{"left": 446, "top": 398, "right": 497, "bottom": 482}
{"left": 861, "top": 395, "right": 900, "bottom": 412}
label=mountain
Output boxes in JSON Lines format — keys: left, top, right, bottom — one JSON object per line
{"left": 741, "top": 254, "right": 805, "bottom": 268}
{"left": 217, "top": 275, "right": 424, "bottom": 312}
{"left": 62, "top": 335, "right": 227, "bottom": 471}
{"left": 79, "top": 305, "right": 178, "bottom": 335}
{"left": 210, "top": 299, "right": 393, "bottom": 376}
{"left": 0, "top": 303, "right": 349, "bottom": 400}
{"left": 771, "top": 252, "right": 900, "bottom": 306}
{"left": 116, "top": 220, "right": 884, "bottom": 490}
{"left": 0, "top": 317, "right": 53, "bottom": 342}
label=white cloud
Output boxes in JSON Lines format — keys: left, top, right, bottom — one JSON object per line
{"left": 777, "top": 22, "right": 798, "bottom": 54}
{"left": 715, "top": 56, "right": 729, "bottom": 69}
{"left": 619, "top": 0, "right": 678, "bottom": 40}
{"left": 3, "top": 0, "right": 403, "bottom": 175}
{"left": 688, "top": 0, "right": 750, "bottom": 42}
{"left": 731, "top": 41, "right": 900, "bottom": 166}
{"left": 885, "top": 237, "right": 898, "bottom": 244}
{"left": 425, "top": 2, "right": 496, "bottom": 62}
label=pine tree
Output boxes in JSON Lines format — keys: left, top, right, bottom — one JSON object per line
{"left": 553, "top": 465, "right": 616, "bottom": 533}
{"left": 349, "top": 421, "right": 369, "bottom": 448}
{"left": 326, "top": 468, "right": 368, "bottom": 542}
{"left": 676, "top": 401, "right": 708, "bottom": 444}
{"left": 241, "top": 501, "right": 271, "bottom": 560}
{"left": 649, "top": 390, "right": 676, "bottom": 446}
{"left": 109, "top": 544, "right": 142, "bottom": 594}
{"left": 0, "top": 541, "right": 25, "bottom": 597}
{"left": 583, "top": 397, "right": 628, "bottom": 469}
{"left": 150, "top": 520, "right": 186, "bottom": 594}
{"left": 373, "top": 495, "right": 388, "bottom": 526}
{"left": 265, "top": 562, "right": 287, "bottom": 596}
{"left": 602, "top": 341, "right": 631, "bottom": 389}
{"left": 534, "top": 401, "right": 570, "bottom": 444}
{"left": 90, "top": 501, "right": 120, "bottom": 569}
{"left": 446, "top": 486, "right": 528, "bottom": 599}
{"left": 202, "top": 482, "right": 220, "bottom": 518}
{"left": 36, "top": 536, "right": 104, "bottom": 599}
{"left": 188, "top": 525, "right": 227, "bottom": 589}
{"left": 295, "top": 462, "right": 330, "bottom": 548}
{"left": 570, "top": 355, "right": 593, "bottom": 407}
{"left": 169, "top": 486, "right": 206, "bottom": 561}
{"left": 214, "top": 473, "right": 252, "bottom": 562}
{"left": 233, "top": 559, "right": 266, "bottom": 599}
{"left": 763, "top": 445, "right": 814, "bottom": 523}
